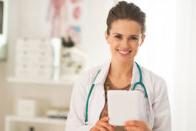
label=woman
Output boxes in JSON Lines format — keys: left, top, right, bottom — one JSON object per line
{"left": 66, "top": 1, "right": 171, "bottom": 131}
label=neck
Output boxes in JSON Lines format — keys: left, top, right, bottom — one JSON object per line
{"left": 109, "top": 59, "right": 134, "bottom": 79}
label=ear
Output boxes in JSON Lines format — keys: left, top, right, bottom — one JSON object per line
{"left": 139, "top": 34, "right": 145, "bottom": 46}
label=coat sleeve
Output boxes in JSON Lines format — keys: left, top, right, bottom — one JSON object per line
{"left": 152, "top": 78, "right": 172, "bottom": 131}
{"left": 65, "top": 73, "right": 94, "bottom": 131}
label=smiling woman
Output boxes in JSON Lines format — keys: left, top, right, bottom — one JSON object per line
{"left": 66, "top": 1, "right": 171, "bottom": 131}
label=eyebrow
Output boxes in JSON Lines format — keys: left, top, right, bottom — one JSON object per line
{"left": 112, "top": 33, "right": 141, "bottom": 37}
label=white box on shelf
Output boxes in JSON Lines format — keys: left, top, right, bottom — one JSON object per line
{"left": 15, "top": 38, "right": 53, "bottom": 80}
{"left": 16, "top": 99, "right": 38, "bottom": 118}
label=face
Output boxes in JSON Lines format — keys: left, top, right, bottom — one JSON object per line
{"left": 106, "top": 19, "right": 145, "bottom": 64}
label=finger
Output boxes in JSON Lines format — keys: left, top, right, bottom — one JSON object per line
{"left": 132, "top": 120, "right": 150, "bottom": 129}
{"left": 97, "top": 121, "right": 113, "bottom": 131}
{"left": 95, "top": 126, "right": 107, "bottom": 131}
{"left": 111, "top": 125, "right": 115, "bottom": 130}
{"left": 125, "top": 120, "right": 151, "bottom": 131}
{"left": 124, "top": 126, "right": 138, "bottom": 131}
{"left": 100, "top": 116, "right": 109, "bottom": 122}
{"left": 130, "top": 126, "right": 139, "bottom": 131}
{"left": 124, "top": 120, "right": 137, "bottom": 127}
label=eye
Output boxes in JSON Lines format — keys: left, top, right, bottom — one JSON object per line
{"left": 129, "top": 35, "right": 139, "bottom": 41}
{"left": 114, "top": 34, "right": 122, "bottom": 40}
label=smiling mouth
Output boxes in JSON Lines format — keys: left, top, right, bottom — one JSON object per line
{"left": 117, "top": 49, "right": 131, "bottom": 55}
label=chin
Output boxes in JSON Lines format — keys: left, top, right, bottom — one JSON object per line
{"left": 115, "top": 57, "right": 133, "bottom": 64}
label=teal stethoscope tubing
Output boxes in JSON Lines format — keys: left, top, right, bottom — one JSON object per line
{"left": 84, "top": 62, "right": 148, "bottom": 125}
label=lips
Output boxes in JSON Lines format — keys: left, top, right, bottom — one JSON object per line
{"left": 117, "top": 49, "right": 131, "bottom": 55}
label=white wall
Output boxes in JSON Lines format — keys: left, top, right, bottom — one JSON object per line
{"left": 175, "top": 0, "right": 196, "bottom": 130}
{"left": 80, "top": 0, "right": 113, "bottom": 67}
{"left": 189, "top": 2, "right": 196, "bottom": 129}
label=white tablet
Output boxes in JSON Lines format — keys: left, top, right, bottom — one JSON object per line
{"left": 107, "top": 90, "right": 148, "bottom": 126}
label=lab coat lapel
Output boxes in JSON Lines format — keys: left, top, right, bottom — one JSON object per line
{"left": 132, "top": 63, "right": 154, "bottom": 128}
{"left": 89, "top": 61, "right": 110, "bottom": 124}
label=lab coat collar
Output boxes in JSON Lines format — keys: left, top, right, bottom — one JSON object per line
{"left": 94, "top": 60, "right": 138, "bottom": 86}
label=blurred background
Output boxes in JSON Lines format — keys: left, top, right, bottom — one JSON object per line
{"left": 0, "top": 0, "right": 195, "bottom": 131}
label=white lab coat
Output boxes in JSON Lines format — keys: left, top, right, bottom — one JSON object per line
{"left": 66, "top": 61, "right": 171, "bottom": 131}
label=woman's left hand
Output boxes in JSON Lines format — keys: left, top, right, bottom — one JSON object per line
{"left": 124, "top": 120, "right": 152, "bottom": 131}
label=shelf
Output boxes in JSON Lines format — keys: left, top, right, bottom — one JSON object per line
{"left": 6, "top": 76, "right": 78, "bottom": 86}
{"left": 5, "top": 116, "right": 66, "bottom": 126}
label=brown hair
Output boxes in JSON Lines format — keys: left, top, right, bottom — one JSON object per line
{"left": 106, "top": 1, "right": 146, "bottom": 34}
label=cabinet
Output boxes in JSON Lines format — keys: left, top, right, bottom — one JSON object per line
{"left": 5, "top": 116, "right": 66, "bottom": 131}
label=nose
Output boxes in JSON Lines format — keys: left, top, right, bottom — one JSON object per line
{"left": 120, "top": 38, "right": 129, "bottom": 48}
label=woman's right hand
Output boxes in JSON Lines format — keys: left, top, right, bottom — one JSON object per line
{"left": 90, "top": 117, "right": 115, "bottom": 131}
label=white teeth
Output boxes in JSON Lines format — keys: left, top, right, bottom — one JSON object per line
{"left": 118, "top": 50, "right": 130, "bottom": 55}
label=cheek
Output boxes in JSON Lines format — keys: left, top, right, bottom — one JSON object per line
{"left": 110, "top": 44, "right": 117, "bottom": 52}
{"left": 108, "top": 37, "right": 116, "bottom": 44}
{"left": 108, "top": 40, "right": 119, "bottom": 49}
{"left": 129, "top": 43, "right": 140, "bottom": 50}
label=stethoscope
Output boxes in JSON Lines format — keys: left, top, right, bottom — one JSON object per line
{"left": 84, "top": 62, "right": 148, "bottom": 125}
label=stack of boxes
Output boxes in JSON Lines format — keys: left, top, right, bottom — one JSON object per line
{"left": 15, "top": 38, "right": 53, "bottom": 80}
